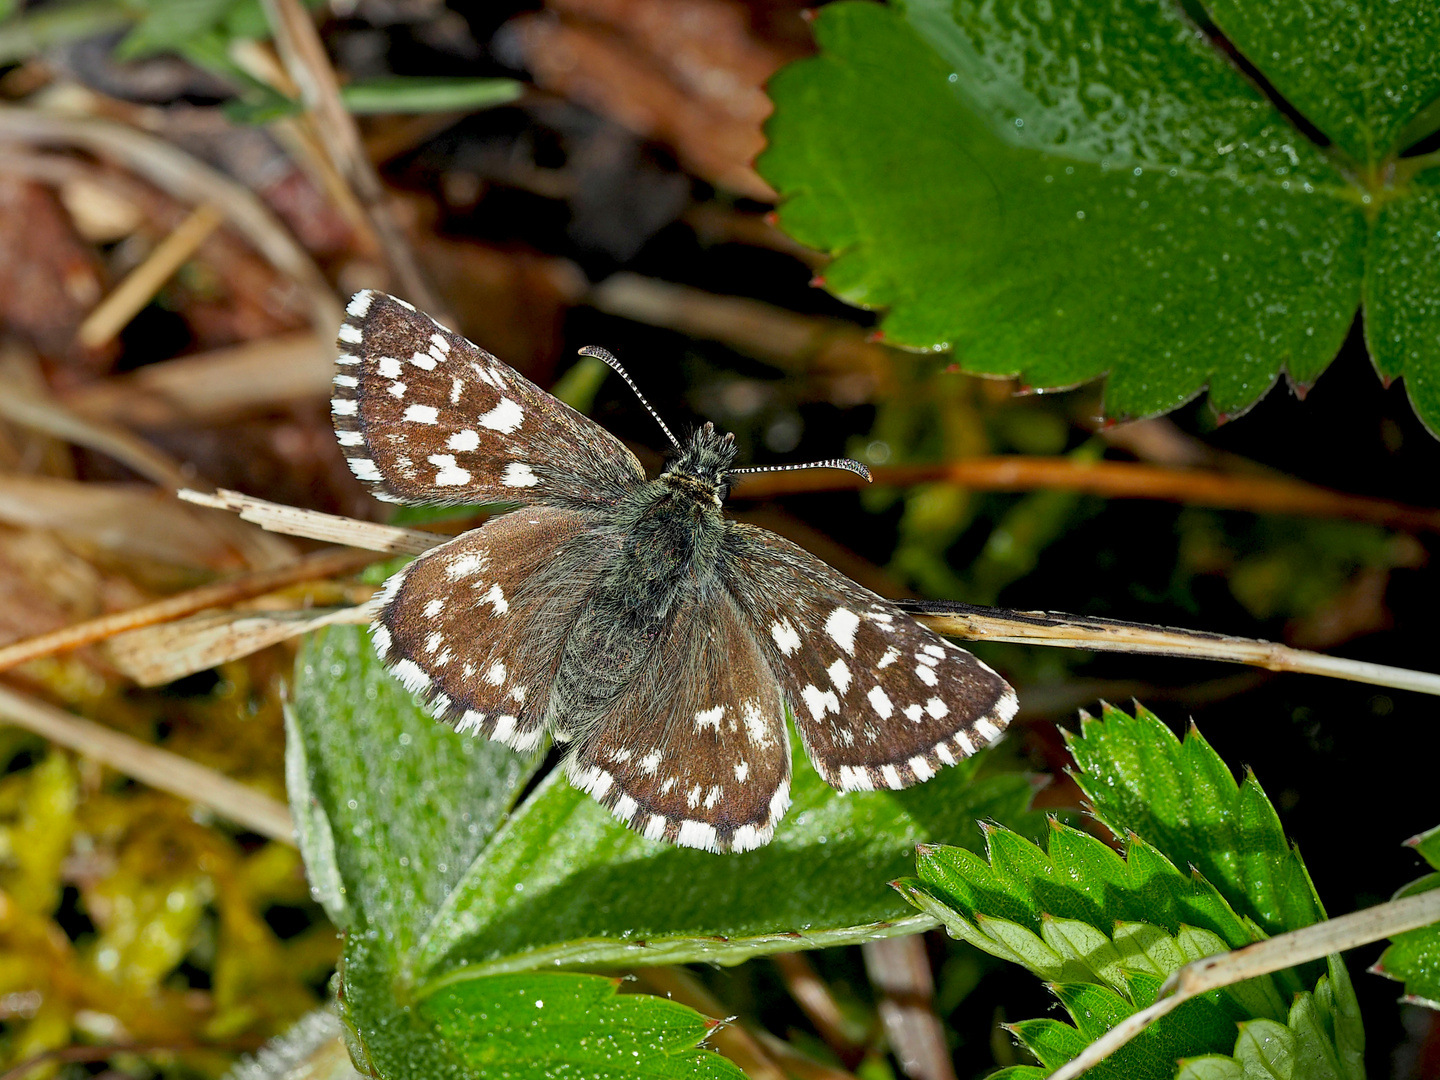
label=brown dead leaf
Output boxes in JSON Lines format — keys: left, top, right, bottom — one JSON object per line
{"left": 0, "top": 176, "right": 113, "bottom": 381}
{"left": 505, "top": 0, "right": 811, "bottom": 199}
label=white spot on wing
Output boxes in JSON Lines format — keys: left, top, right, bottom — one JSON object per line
{"left": 478, "top": 397, "right": 523, "bottom": 433}
{"left": 445, "top": 551, "right": 487, "bottom": 579}
{"left": 337, "top": 430, "right": 364, "bottom": 446}
{"left": 481, "top": 583, "right": 508, "bottom": 614}
{"left": 770, "top": 618, "right": 801, "bottom": 655}
{"left": 695, "top": 705, "right": 725, "bottom": 731}
{"left": 877, "top": 647, "right": 900, "bottom": 669}
{"left": 916, "top": 664, "right": 938, "bottom": 687}
{"left": 502, "top": 462, "right": 538, "bottom": 487}
{"left": 378, "top": 356, "right": 402, "bottom": 378}
{"left": 404, "top": 404, "right": 438, "bottom": 424}
{"left": 735, "top": 760, "right": 749, "bottom": 782}
{"left": 423, "top": 598, "right": 445, "bottom": 618}
{"left": 484, "top": 661, "right": 506, "bottom": 686}
{"left": 867, "top": 685, "right": 893, "bottom": 718}
{"left": 676, "top": 820, "right": 719, "bottom": 852}
{"left": 337, "top": 323, "right": 362, "bottom": 343}
{"left": 827, "top": 658, "right": 851, "bottom": 693}
{"left": 904, "top": 703, "right": 924, "bottom": 722}
{"left": 974, "top": 718, "right": 1003, "bottom": 744}
{"left": 492, "top": 714, "right": 516, "bottom": 742}
{"left": 801, "top": 684, "right": 839, "bottom": 720}
{"left": 926, "top": 697, "right": 949, "bottom": 718}
{"left": 331, "top": 398, "right": 357, "bottom": 416}
{"left": 825, "top": 608, "right": 861, "bottom": 654}
{"left": 429, "top": 454, "right": 471, "bottom": 486}
{"left": 347, "top": 457, "right": 381, "bottom": 481}
{"left": 643, "top": 814, "right": 667, "bottom": 841}
{"left": 909, "top": 756, "right": 935, "bottom": 781}
{"left": 333, "top": 373, "right": 358, "bottom": 388}
{"left": 881, "top": 764, "right": 903, "bottom": 789}
{"left": 346, "top": 292, "right": 374, "bottom": 318}
{"left": 640, "top": 751, "right": 662, "bottom": 775}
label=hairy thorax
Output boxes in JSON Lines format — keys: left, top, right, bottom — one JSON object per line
{"left": 549, "top": 469, "right": 727, "bottom": 740}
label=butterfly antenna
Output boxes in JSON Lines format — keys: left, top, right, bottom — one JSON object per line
{"left": 578, "top": 345, "right": 681, "bottom": 451}
{"left": 728, "top": 458, "right": 873, "bottom": 482}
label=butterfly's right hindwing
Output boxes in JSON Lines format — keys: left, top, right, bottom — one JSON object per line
{"left": 334, "top": 291, "right": 645, "bottom": 507}
{"left": 722, "top": 524, "right": 1017, "bottom": 792}
{"left": 373, "top": 506, "right": 613, "bottom": 753}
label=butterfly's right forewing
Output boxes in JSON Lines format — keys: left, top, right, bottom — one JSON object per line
{"left": 334, "top": 291, "right": 645, "bottom": 507}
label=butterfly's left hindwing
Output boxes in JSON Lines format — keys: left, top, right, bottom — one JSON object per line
{"left": 374, "top": 505, "right": 613, "bottom": 752}
{"left": 722, "top": 523, "right": 1017, "bottom": 792}
{"left": 334, "top": 291, "right": 645, "bottom": 507}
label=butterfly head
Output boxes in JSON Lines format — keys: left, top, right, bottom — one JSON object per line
{"left": 665, "top": 421, "right": 739, "bottom": 497}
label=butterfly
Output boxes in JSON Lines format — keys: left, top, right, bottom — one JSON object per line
{"left": 333, "top": 290, "right": 1017, "bottom": 853}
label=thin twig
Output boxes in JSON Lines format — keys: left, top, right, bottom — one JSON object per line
{"left": 179, "top": 489, "right": 440, "bottom": 554}
{"left": 77, "top": 202, "right": 223, "bottom": 348}
{"left": 186, "top": 490, "right": 1440, "bottom": 698}
{"left": 258, "top": 0, "right": 449, "bottom": 321}
{"left": 0, "top": 683, "right": 294, "bottom": 842}
{"left": 61, "top": 332, "right": 331, "bottom": 427}
{"left": 0, "top": 546, "right": 377, "bottom": 673}
{"left": 106, "top": 603, "right": 374, "bottom": 687}
{"left": 911, "top": 603, "right": 1440, "bottom": 697}
{"left": 772, "top": 951, "right": 869, "bottom": 1067}
{"left": 752, "top": 1031, "right": 863, "bottom": 1080}
{"left": 731, "top": 459, "right": 1440, "bottom": 534}
{"left": 1046, "top": 888, "right": 1440, "bottom": 1080}
{"left": 862, "top": 937, "right": 956, "bottom": 1080}
{"left": 0, "top": 105, "right": 342, "bottom": 333}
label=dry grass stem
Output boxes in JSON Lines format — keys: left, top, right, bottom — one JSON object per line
{"left": 862, "top": 937, "right": 956, "bottom": 1080}
{"left": 1045, "top": 887, "right": 1440, "bottom": 1080}
{"left": 179, "top": 489, "right": 441, "bottom": 554}
{"left": 0, "top": 105, "right": 342, "bottom": 333}
{"left": 185, "top": 491, "right": 1440, "bottom": 696}
{"left": 106, "top": 604, "right": 374, "bottom": 687}
{"left": 0, "top": 383, "right": 195, "bottom": 489}
{"left": 76, "top": 202, "right": 224, "bottom": 348}
{"left": 61, "top": 333, "right": 332, "bottom": 427}
{"left": 258, "top": 0, "right": 449, "bottom": 321}
{"left": 915, "top": 605, "right": 1440, "bottom": 696}
{"left": 772, "top": 951, "right": 868, "bottom": 1065}
{"left": 0, "top": 546, "right": 377, "bottom": 673}
{"left": 0, "top": 683, "right": 294, "bottom": 842}
{"left": 0, "top": 475, "right": 285, "bottom": 569}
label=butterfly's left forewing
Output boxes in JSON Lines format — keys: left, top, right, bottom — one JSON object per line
{"left": 374, "top": 505, "right": 615, "bottom": 752}
{"left": 334, "top": 291, "right": 644, "bottom": 506}
{"left": 722, "top": 523, "right": 1017, "bottom": 792}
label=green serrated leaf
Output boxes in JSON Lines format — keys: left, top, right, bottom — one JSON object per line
{"left": 1065, "top": 705, "right": 1324, "bottom": 938}
{"left": 1175, "top": 1056, "right": 1245, "bottom": 1080}
{"left": 1234, "top": 1018, "right": 1299, "bottom": 1080}
{"left": 290, "top": 626, "right": 543, "bottom": 967}
{"left": 761, "top": 0, "right": 1440, "bottom": 437}
{"left": 1407, "top": 823, "right": 1440, "bottom": 871}
{"left": 1284, "top": 991, "right": 1345, "bottom": 1080}
{"left": 283, "top": 700, "right": 351, "bottom": 929}
{"left": 340, "top": 933, "right": 742, "bottom": 1080}
{"left": 1200, "top": 0, "right": 1440, "bottom": 163}
{"left": 411, "top": 743, "right": 1041, "bottom": 980}
{"left": 759, "top": 0, "right": 1366, "bottom": 423}
{"left": 1374, "top": 871, "right": 1440, "bottom": 1009}
{"left": 340, "top": 76, "right": 523, "bottom": 115}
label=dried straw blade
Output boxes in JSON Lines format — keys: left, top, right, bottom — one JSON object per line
{"left": 0, "top": 683, "right": 293, "bottom": 843}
